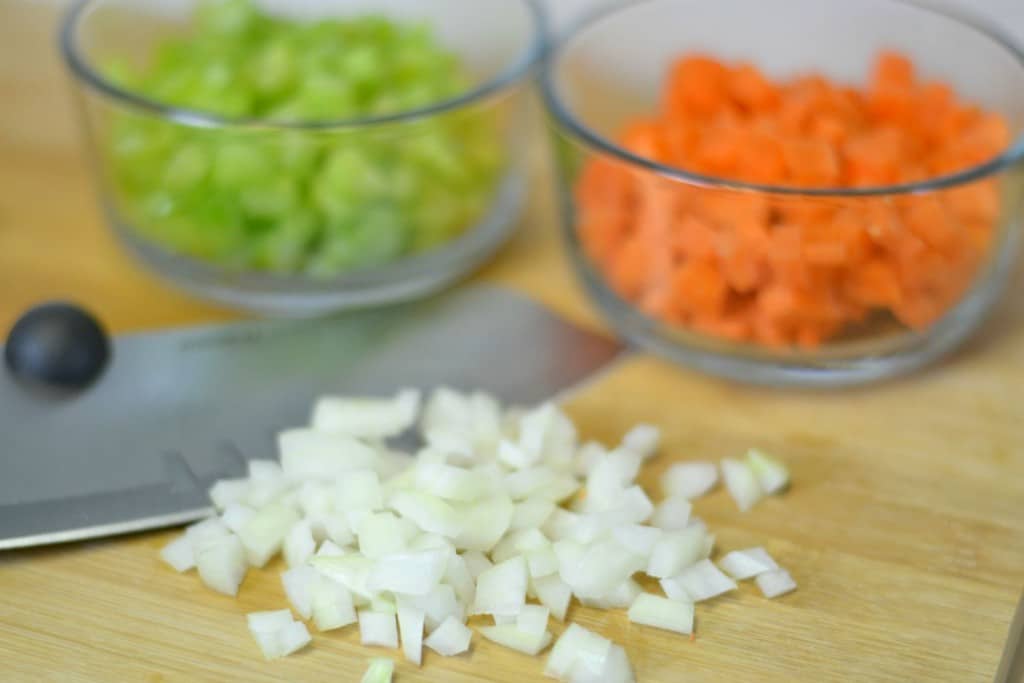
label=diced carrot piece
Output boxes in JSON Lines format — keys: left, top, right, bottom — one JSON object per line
{"left": 872, "top": 51, "right": 915, "bottom": 90}
{"left": 664, "top": 55, "right": 731, "bottom": 119}
{"left": 729, "top": 63, "right": 781, "bottom": 111}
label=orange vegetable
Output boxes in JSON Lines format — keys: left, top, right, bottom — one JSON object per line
{"left": 575, "top": 52, "right": 1011, "bottom": 348}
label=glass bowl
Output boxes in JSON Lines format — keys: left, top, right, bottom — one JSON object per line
{"left": 543, "top": 0, "right": 1024, "bottom": 386}
{"left": 62, "top": 0, "right": 544, "bottom": 315}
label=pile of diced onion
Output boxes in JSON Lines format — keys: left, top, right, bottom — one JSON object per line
{"left": 161, "top": 388, "right": 795, "bottom": 682}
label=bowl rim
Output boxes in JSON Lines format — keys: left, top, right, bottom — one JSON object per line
{"left": 60, "top": 0, "right": 547, "bottom": 130}
{"left": 541, "top": 0, "right": 1024, "bottom": 198}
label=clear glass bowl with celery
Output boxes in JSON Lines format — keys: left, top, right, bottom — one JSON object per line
{"left": 62, "top": 0, "right": 543, "bottom": 314}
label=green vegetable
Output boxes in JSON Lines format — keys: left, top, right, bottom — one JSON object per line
{"left": 101, "top": 0, "right": 504, "bottom": 276}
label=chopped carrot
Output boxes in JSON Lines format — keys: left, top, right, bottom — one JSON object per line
{"left": 576, "top": 52, "right": 1010, "bottom": 348}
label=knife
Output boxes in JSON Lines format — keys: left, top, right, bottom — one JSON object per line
{"left": 0, "top": 285, "right": 623, "bottom": 551}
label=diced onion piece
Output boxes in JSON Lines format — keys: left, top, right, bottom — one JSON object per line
{"left": 389, "top": 491, "right": 463, "bottom": 538}
{"left": 611, "top": 524, "right": 663, "bottom": 558}
{"left": 592, "top": 486, "right": 653, "bottom": 525}
{"left": 646, "top": 526, "right": 706, "bottom": 578}
{"left": 284, "top": 521, "right": 316, "bottom": 568}
{"left": 196, "top": 533, "right": 248, "bottom": 596}
{"left": 367, "top": 549, "right": 448, "bottom": 596}
{"left": 311, "top": 554, "right": 376, "bottom": 602}
{"left": 221, "top": 503, "right": 255, "bottom": 535}
{"left": 209, "top": 478, "right": 250, "bottom": 510}
{"left": 532, "top": 575, "right": 572, "bottom": 622}
{"left": 278, "top": 429, "right": 378, "bottom": 479}
{"left": 620, "top": 424, "right": 660, "bottom": 460}
{"left": 239, "top": 502, "right": 300, "bottom": 568}
{"left": 527, "top": 546, "right": 560, "bottom": 579}
{"left": 359, "top": 610, "right": 399, "bottom": 648}
{"left": 583, "top": 451, "right": 642, "bottom": 508}
{"left": 718, "top": 547, "right": 779, "bottom": 580}
{"left": 424, "top": 615, "right": 473, "bottom": 656}
{"left": 444, "top": 553, "right": 476, "bottom": 606}
{"left": 545, "top": 623, "right": 612, "bottom": 680}
{"left": 516, "top": 604, "right": 550, "bottom": 636}
{"left": 650, "top": 496, "right": 692, "bottom": 530}
{"left": 721, "top": 458, "right": 763, "bottom": 512}
{"left": 281, "top": 565, "right": 319, "bottom": 619}
{"left": 661, "top": 559, "right": 737, "bottom": 602}
{"left": 361, "top": 657, "right": 395, "bottom": 683}
{"left": 452, "top": 495, "right": 514, "bottom": 552}
{"left": 745, "top": 449, "right": 790, "bottom": 495}
{"left": 460, "top": 550, "right": 493, "bottom": 579}
{"left": 336, "top": 469, "right": 384, "bottom": 512}
{"left": 499, "top": 439, "right": 538, "bottom": 470}
{"left": 414, "top": 462, "right": 487, "bottom": 502}
{"left": 312, "top": 389, "right": 421, "bottom": 439}
{"left": 578, "top": 578, "right": 642, "bottom": 609}
{"left": 627, "top": 593, "right": 694, "bottom": 635}
{"left": 312, "top": 577, "right": 357, "bottom": 631}
{"left": 160, "top": 534, "right": 195, "bottom": 572}
{"left": 479, "top": 624, "right": 553, "bottom": 656}
{"left": 397, "top": 605, "right": 425, "bottom": 666}
{"left": 397, "top": 585, "right": 463, "bottom": 631}
{"left": 371, "top": 595, "right": 398, "bottom": 614}
{"left": 569, "top": 644, "right": 634, "bottom": 683}
{"left": 248, "top": 611, "right": 311, "bottom": 661}
{"left": 505, "top": 467, "right": 558, "bottom": 500}
{"left": 248, "top": 609, "right": 295, "bottom": 634}
{"left": 755, "top": 568, "right": 797, "bottom": 598}
{"left": 661, "top": 462, "right": 718, "bottom": 500}
{"left": 511, "top": 498, "right": 557, "bottom": 531}
{"left": 472, "top": 556, "right": 528, "bottom": 617}
{"left": 564, "top": 539, "right": 645, "bottom": 601}
{"left": 248, "top": 460, "right": 284, "bottom": 482}
{"left": 574, "top": 442, "right": 607, "bottom": 477}
{"left": 316, "top": 539, "right": 348, "bottom": 558}
{"left": 357, "top": 511, "right": 411, "bottom": 559}
{"left": 186, "top": 517, "right": 231, "bottom": 553}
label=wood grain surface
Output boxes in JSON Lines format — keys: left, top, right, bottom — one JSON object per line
{"left": 1, "top": 3, "right": 1023, "bottom": 682}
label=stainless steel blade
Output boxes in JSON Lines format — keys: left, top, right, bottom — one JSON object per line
{"left": 0, "top": 286, "right": 623, "bottom": 550}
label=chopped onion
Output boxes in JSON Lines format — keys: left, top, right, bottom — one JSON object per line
{"left": 755, "top": 568, "right": 797, "bottom": 598}
{"left": 721, "top": 458, "right": 763, "bottom": 512}
{"left": 646, "top": 526, "right": 706, "bottom": 578}
{"left": 397, "top": 585, "right": 463, "bottom": 631}
{"left": 248, "top": 460, "right": 284, "bottom": 482}
{"left": 221, "top": 503, "right": 256, "bottom": 535}
{"left": 359, "top": 610, "right": 399, "bottom": 648}
{"left": 248, "top": 610, "right": 311, "bottom": 660}
{"left": 414, "top": 462, "right": 487, "bottom": 502}
{"left": 610, "top": 524, "right": 663, "bottom": 558}
{"left": 160, "top": 534, "right": 195, "bottom": 572}
{"left": 281, "top": 565, "right": 319, "bottom": 619}
{"left": 444, "top": 553, "right": 476, "bottom": 605}
{"left": 312, "top": 577, "right": 357, "bottom": 631}
{"left": 423, "top": 615, "right": 473, "bottom": 656}
{"left": 573, "top": 442, "right": 607, "bottom": 477}
{"left": 357, "top": 512, "right": 411, "bottom": 559}
{"left": 335, "top": 469, "right": 384, "bottom": 512}
{"left": 316, "top": 540, "right": 347, "bottom": 557}
{"left": 545, "top": 623, "right": 612, "bottom": 681}
{"left": 660, "top": 559, "right": 737, "bottom": 602}
{"left": 627, "top": 593, "right": 694, "bottom": 635}
{"left": 311, "top": 554, "right": 376, "bottom": 602}
{"left": 650, "top": 496, "right": 693, "bottom": 530}
{"left": 718, "top": 547, "right": 779, "bottom": 580}
{"left": 239, "top": 502, "right": 300, "bottom": 568}
{"left": 278, "top": 429, "right": 377, "bottom": 479}
{"left": 531, "top": 574, "right": 572, "bottom": 622}
{"left": 568, "top": 643, "right": 634, "bottom": 683}
{"left": 196, "top": 533, "right": 247, "bottom": 596}
{"left": 472, "top": 556, "right": 527, "bottom": 617}
{"left": 661, "top": 462, "right": 718, "bottom": 500}
{"left": 284, "top": 521, "right": 316, "bottom": 568}
{"left": 209, "top": 478, "right": 250, "bottom": 510}
{"left": 389, "top": 491, "right": 463, "bottom": 538}
{"left": 248, "top": 609, "right": 295, "bottom": 634}
{"left": 452, "top": 495, "right": 513, "bottom": 552}
{"left": 620, "top": 424, "right": 660, "bottom": 460}
{"left": 367, "top": 549, "right": 448, "bottom": 596}
{"left": 527, "top": 546, "right": 560, "bottom": 579}
{"left": 397, "top": 604, "right": 425, "bottom": 666}
{"left": 360, "top": 657, "right": 395, "bottom": 683}
{"left": 578, "top": 578, "right": 642, "bottom": 609}
{"left": 516, "top": 604, "right": 550, "bottom": 636}
{"left": 461, "top": 550, "right": 493, "bottom": 579}
{"left": 479, "top": 624, "right": 552, "bottom": 656}
{"left": 312, "top": 389, "right": 420, "bottom": 439}
{"left": 745, "top": 449, "right": 790, "bottom": 495}
{"left": 511, "top": 498, "right": 557, "bottom": 531}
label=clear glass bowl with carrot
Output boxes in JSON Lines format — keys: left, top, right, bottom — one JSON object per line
{"left": 543, "top": 0, "right": 1024, "bottom": 386}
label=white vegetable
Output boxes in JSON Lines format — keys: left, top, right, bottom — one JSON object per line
{"left": 564, "top": 540, "right": 645, "bottom": 601}
{"left": 278, "top": 429, "right": 378, "bottom": 479}
{"left": 472, "top": 556, "right": 528, "bottom": 617}
{"left": 361, "top": 657, "right": 395, "bottom": 683}
{"left": 186, "top": 517, "right": 230, "bottom": 553}
{"left": 511, "top": 498, "right": 557, "bottom": 531}
{"left": 646, "top": 526, "right": 706, "bottom": 578}
{"left": 569, "top": 644, "right": 634, "bottom": 683}
{"left": 414, "top": 462, "right": 487, "bottom": 502}
{"left": 398, "top": 585, "right": 463, "bottom": 630}
{"left": 574, "top": 442, "right": 607, "bottom": 477}
{"left": 359, "top": 610, "right": 399, "bottom": 648}
{"left": 582, "top": 451, "right": 642, "bottom": 508}
{"left": 160, "top": 534, "right": 195, "bottom": 572}
{"left": 452, "top": 495, "right": 514, "bottom": 552}
{"left": 460, "top": 550, "right": 493, "bottom": 579}
{"left": 221, "top": 503, "right": 255, "bottom": 535}
{"left": 499, "top": 439, "right": 539, "bottom": 470}
{"left": 611, "top": 524, "right": 663, "bottom": 558}
{"left": 389, "top": 491, "right": 463, "bottom": 538}
{"left": 578, "top": 578, "right": 642, "bottom": 609}
{"left": 545, "top": 623, "right": 612, "bottom": 680}
{"left": 397, "top": 605, "right": 425, "bottom": 665}
{"left": 620, "top": 424, "right": 660, "bottom": 460}
{"left": 756, "top": 568, "right": 797, "bottom": 598}
{"left": 312, "top": 554, "right": 376, "bottom": 602}
{"left": 719, "top": 547, "right": 779, "bottom": 580}
{"left": 312, "top": 389, "right": 420, "bottom": 439}
{"left": 284, "top": 521, "right": 316, "bottom": 568}
{"left": 516, "top": 604, "right": 550, "bottom": 636}
{"left": 660, "top": 559, "right": 737, "bottom": 602}
{"left": 746, "top": 449, "right": 790, "bottom": 495}
{"left": 367, "top": 549, "right": 448, "bottom": 596}
{"left": 650, "top": 496, "right": 693, "bottom": 531}
{"left": 239, "top": 502, "right": 300, "bottom": 568}
{"left": 357, "top": 512, "right": 411, "bottom": 559}
{"left": 591, "top": 486, "right": 653, "bottom": 526}
{"left": 209, "top": 479, "right": 250, "bottom": 510}
{"left": 627, "top": 593, "right": 694, "bottom": 635}
{"left": 336, "top": 469, "right": 383, "bottom": 512}
{"left": 248, "top": 609, "right": 295, "bottom": 634}
{"left": 444, "top": 553, "right": 476, "bottom": 605}
{"left": 423, "top": 616, "right": 473, "bottom": 656}
{"left": 281, "top": 565, "right": 319, "bottom": 619}
{"left": 527, "top": 546, "right": 560, "bottom": 579}
{"left": 312, "top": 577, "right": 357, "bottom": 631}
{"left": 532, "top": 575, "right": 572, "bottom": 622}
{"left": 721, "top": 458, "right": 763, "bottom": 512}
{"left": 248, "top": 460, "right": 283, "bottom": 482}
{"left": 323, "top": 514, "right": 355, "bottom": 547}
{"left": 479, "top": 624, "right": 553, "bottom": 656}
{"left": 196, "top": 534, "right": 248, "bottom": 596}
{"left": 247, "top": 611, "right": 311, "bottom": 660}
{"left": 661, "top": 462, "right": 718, "bottom": 500}
{"left": 316, "top": 540, "right": 347, "bottom": 557}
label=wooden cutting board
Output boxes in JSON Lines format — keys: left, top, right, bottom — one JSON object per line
{"left": 1, "top": 4, "right": 1022, "bottom": 682}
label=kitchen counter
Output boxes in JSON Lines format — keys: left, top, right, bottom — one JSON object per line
{"left": 1, "top": 3, "right": 1023, "bottom": 681}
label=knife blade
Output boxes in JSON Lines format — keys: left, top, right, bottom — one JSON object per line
{"left": 0, "top": 285, "right": 623, "bottom": 551}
